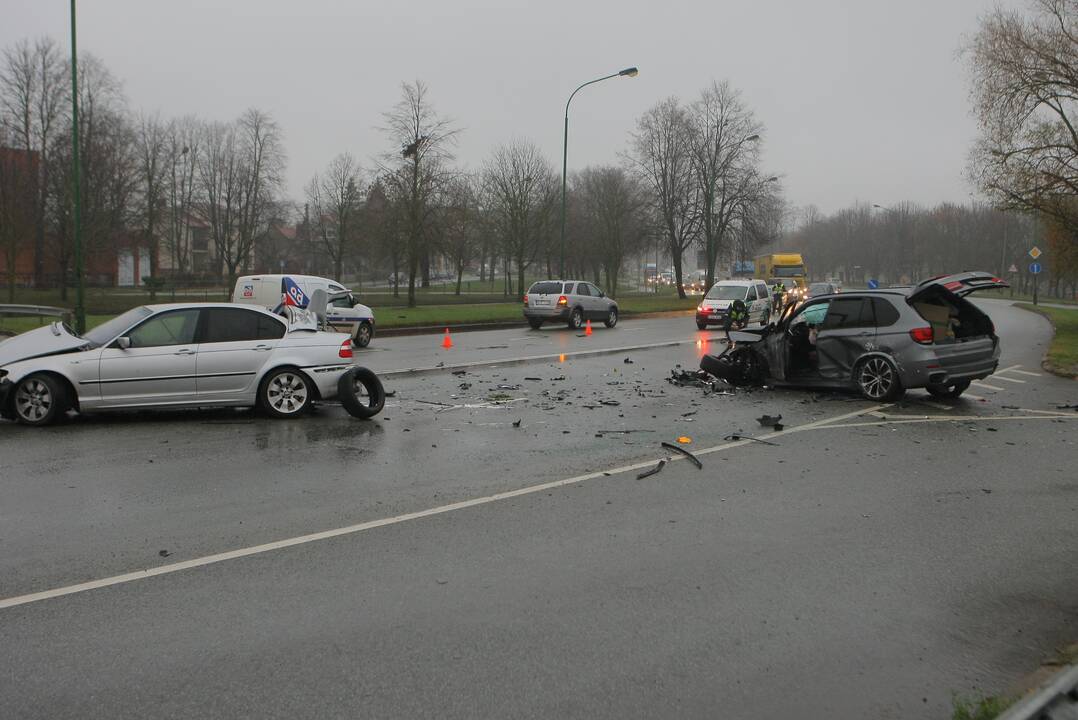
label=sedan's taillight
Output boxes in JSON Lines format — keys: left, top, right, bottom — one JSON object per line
{"left": 339, "top": 339, "right": 354, "bottom": 358}
{"left": 557, "top": 295, "right": 568, "bottom": 306}
{"left": 909, "top": 326, "right": 934, "bottom": 345}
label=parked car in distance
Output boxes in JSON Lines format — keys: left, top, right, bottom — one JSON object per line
{"left": 0, "top": 303, "right": 364, "bottom": 426}
{"left": 523, "top": 280, "right": 619, "bottom": 330}
{"left": 696, "top": 279, "right": 772, "bottom": 330}
{"left": 701, "top": 272, "right": 1009, "bottom": 401}
{"left": 806, "top": 282, "right": 841, "bottom": 298}
{"left": 232, "top": 274, "right": 376, "bottom": 348}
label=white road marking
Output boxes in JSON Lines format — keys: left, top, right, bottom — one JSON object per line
{"left": 0, "top": 402, "right": 889, "bottom": 611}
{"left": 962, "top": 393, "right": 987, "bottom": 401}
{"left": 815, "top": 414, "right": 1077, "bottom": 430}
{"left": 1007, "top": 369, "right": 1042, "bottom": 377}
{"left": 992, "top": 375, "right": 1026, "bottom": 384}
{"left": 972, "top": 382, "right": 1006, "bottom": 391}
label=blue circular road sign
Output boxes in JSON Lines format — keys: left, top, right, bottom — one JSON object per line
{"left": 1029, "top": 262, "right": 1043, "bottom": 274}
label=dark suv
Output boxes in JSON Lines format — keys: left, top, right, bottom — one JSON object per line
{"left": 700, "top": 272, "right": 1008, "bottom": 400}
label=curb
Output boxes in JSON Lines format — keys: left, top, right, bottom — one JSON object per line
{"left": 1013, "top": 303, "right": 1078, "bottom": 379}
{"left": 375, "top": 309, "right": 695, "bottom": 338}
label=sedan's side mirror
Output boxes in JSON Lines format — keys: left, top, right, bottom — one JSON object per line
{"left": 116, "top": 336, "right": 131, "bottom": 350}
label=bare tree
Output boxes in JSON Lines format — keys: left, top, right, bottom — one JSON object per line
{"left": 482, "top": 139, "right": 558, "bottom": 295}
{"left": 627, "top": 97, "right": 699, "bottom": 297}
{"left": 687, "top": 80, "right": 764, "bottom": 288}
{"left": 196, "top": 119, "right": 240, "bottom": 280}
{"left": 441, "top": 173, "right": 481, "bottom": 295}
{"left": 307, "top": 152, "right": 362, "bottom": 280}
{"left": 1, "top": 37, "right": 67, "bottom": 286}
{"left": 164, "top": 115, "right": 199, "bottom": 276}
{"left": 967, "top": 0, "right": 1078, "bottom": 239}
{"left": 134, "top": 112, "right": 167, "bottom": 297}
{"left": 378, "top": 80, "right": 458, "bottom": 307}
{"left": 573, "top": 166, "right": 646, "bottom": 295}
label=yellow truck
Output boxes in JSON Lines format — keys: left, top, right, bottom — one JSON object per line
{"left": 755, "top": 253, "right": 807, "bottom": 290}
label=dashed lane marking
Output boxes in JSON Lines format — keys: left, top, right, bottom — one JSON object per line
{"left": 992, "top": 376, "right": 1026, "bottom": 384}
{"left": 1007, "top": 369, "right": 1042, "bottom": 377}
{"left": 0, "top": 402, "right": 889, "bottom": 611}
{"left": 972, "top": 382, "right": 1006, "bottom": 391}
{"left": 963, "top": 393, "right": 987, "bottom": 401}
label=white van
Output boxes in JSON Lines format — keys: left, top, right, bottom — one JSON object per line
{"left": 232, "top": 274, "right": 376, "bottom": 347}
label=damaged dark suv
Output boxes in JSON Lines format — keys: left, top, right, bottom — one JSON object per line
{"left": 699, "top": 272, "right": 1008, "bottom": 401}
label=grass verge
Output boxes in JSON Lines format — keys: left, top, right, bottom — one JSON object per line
{"left": 951, "top": 694, "right": 1015, "bottom": 720}
{"left": 1015, "top": 303, "right": 1078, "bottom": 378}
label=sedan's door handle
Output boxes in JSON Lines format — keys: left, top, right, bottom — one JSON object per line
{"left": 174, "top": 348, "right": 196, "bottom": 355}
{"left": 253, "top": 344, "right": 272, "bottom": 351}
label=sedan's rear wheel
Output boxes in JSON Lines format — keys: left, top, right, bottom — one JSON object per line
{"left": 260, "top": 368, "right": 313, "bottom": 418}
{"left": 855, "top": 356, "right": 904, "bottom": 402}
{"left": 926, "top": 379, "right": 971, "bottom": 398}
{"left": 12, "top": 373, "right": 69, "bottom": 426}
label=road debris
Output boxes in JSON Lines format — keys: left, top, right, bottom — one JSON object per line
{"left": 661, "top": 442, "right": 703, "bottom": 469}
{"left": 624, "top": 357, "right": 634, "bottom": 364}
{"left": 724, "top": 433, "right": 779, "bottom": 446}
{"left": 756, "top": 414, "right": 782, "bottom": 428}
{"left": 637, "top": 459, "right": 667, "bottom": 480}
{"left": 600, "top": 400, "right": 621, "bottom": 406}
{"left": 384, "top": 390, "right": 397, "bottom": 398}
{"left": 451, "top": 370, "right": 467, "bottom": 376}
{"left": 676, "top": 436, "right": 692, "bottom": 444}
{"left": 512, "top": 418, "right": 522, "bottom": 428}
{"left": 158, "top": 550, "right": 171, "bottom": 557}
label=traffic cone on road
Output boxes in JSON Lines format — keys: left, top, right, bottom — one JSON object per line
{"left": 585, "top": 319, "right": 593, "bottom": 336}
{"left": 442, "top": 327, "right": 453, "bottom": 349}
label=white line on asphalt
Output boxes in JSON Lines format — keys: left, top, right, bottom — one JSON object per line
{"left": 972, "top": 382, "right": 1006, "bottom": 391}
{"left": 812, "top": 414, "right": 1077, "bottom": 430}
{"left": 0, "top": 402, "right": 888, "bottom": 611}
{"left": 1007, "top": 369, "right": 1042, "bottom": 377}
{"left": 962, "top": 393, "right": 987, "bottom": 401}
{"left": 992, "top": 376, "right": 1026, "bottom": 384}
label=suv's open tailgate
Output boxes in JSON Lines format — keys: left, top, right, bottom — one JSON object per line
{"left": 909, "top": 272, "right": 1009, "bottom": 300}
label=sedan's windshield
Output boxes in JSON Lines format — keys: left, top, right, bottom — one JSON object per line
{"left": 705, "top": 285, "right": 748, "bottom": 301}
{"left": 82, "top": 307, "right": 153, "bottom": 347}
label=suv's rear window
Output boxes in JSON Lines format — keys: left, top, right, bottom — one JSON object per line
{"left": 530, "top": 282, "right": 563, "bottom": 295}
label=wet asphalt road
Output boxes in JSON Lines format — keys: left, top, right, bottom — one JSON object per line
{"left": 1, "top": 300, "right": 1076, "bottom": 719}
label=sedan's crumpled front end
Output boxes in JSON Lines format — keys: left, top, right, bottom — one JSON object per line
{"left": 0, "top": 322, "right": 89, "bottom": 368}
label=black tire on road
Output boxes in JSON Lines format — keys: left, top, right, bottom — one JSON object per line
{"left": 567, "top": 307, "right": 583, "bottom": 330}
{"left": 353, "top": 321, "right": 373, "bottom": 348}
{"left": 259, "top": 367, "right": 313, "bottom": 418}
{"left": 604, "top": 307, "right": 618, "bottom": 328}
{"left": 527, "top": 318, "right": 543, "bottom": 330}
{"left": 12, "top": 373, "right": 70, "bottom": 426}
{"left": 926, "top": 379, "right": 971, "bottom": 398}
{"left": 696, "top": 321, "right": 708, "bottom": 330}
{"left": 338, "top": 366, "right": 386, "bottom": 419}
{"left": 855, "top": 356, "right": 905, "bottom": 402}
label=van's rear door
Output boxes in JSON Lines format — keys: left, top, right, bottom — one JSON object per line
{"left": 909, "top": 272, "right": 1009, "bottom": 301}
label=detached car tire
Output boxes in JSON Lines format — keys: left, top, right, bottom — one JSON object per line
{"left": 259, "top": 368, "right": 314, "bottom": 418}
{"left": 926, "top": 379, "right": 971, "bottom": 398}
{"left": 855, "top": 356, "right": 904, "bottom": 402}
{"left": 11, "top": 373, "right": 70, "bottom": 426}
{"left": 338, "top": 367, "right": 385, "bottom": 419}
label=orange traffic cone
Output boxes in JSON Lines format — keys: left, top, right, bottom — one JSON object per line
{"left": 585, "top": 319, "right": 593, "bottom": 336}
{"left": 442, "top": 327, "right": 453, "bottom": 349}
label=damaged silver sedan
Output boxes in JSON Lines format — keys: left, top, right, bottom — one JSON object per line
{"left": 699, "top": 272, "right": 1008, "bottom": 401}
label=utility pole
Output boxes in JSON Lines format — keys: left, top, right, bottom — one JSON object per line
{"left": 70, "top": 0, "right": 85, "bottom": 333}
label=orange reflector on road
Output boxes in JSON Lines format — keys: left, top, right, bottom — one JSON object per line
{"left": 677, "top": 436, "right": 692, "bottom": 444}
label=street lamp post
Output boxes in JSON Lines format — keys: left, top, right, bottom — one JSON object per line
{"left": 560, "top": 66, "right": 638, "bottom": 278}
{"left": 69, "top": 0, "right": 85, "bottom": 333}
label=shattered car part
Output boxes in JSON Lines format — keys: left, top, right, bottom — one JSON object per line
{"left": 756, "top": 414, "right": 782, "bottom": 427}
{"left": 661, "top": 442, "right": 703, "bottom": 469}
{"left": 637, "top": 459, "right": 667, "bottom": 480}
{"left": 723, "top": 433, "right": 779, "bottom": 446}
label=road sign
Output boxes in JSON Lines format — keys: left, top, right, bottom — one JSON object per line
{"left": 867, "top": 279, "right": 879, "bottom": 289}
{"left": 1029, "top": 262, "right": 1042, "bottom": 274}
{"left": 1008, "top": 264, "right": 1018, "bottom": 273}
{"left": 1029, "top": 246, "right": 1042, "bottom": 259}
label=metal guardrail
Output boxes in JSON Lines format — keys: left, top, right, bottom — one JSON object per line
{"left": 997, "top": 664, "right": 1078, "bottom": 720}
{"left": 0, "top": 304, "right": 72, "bottom": 321}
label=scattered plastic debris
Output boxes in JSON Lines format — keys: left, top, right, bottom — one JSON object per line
{"left": 724, "top": 433, "right": 779, "bottom": 446}
{"left": 637, "top": 459, "right": 667, "bottom": 479}
{"left": 661, "top": 442, "right": 702, "bottom": 469}
{"left": 756, "top": 414, "right": 782, "bottom": 428}
{"left": 676, "top": 436, "right": 692, "bottom": 444}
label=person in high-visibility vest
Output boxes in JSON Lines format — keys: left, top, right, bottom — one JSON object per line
{"left": 771, "top": 280, "right": 786, "bottom": 314}
{"left": 724, "top": 299, "right": 749, "bottom": 343}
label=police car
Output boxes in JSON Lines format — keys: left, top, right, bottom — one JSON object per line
{"left": 232, "top": 274, "right": 376, "bottom": 347}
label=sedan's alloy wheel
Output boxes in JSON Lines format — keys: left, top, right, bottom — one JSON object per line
{"left": 266, "top": 372, "right": 309, "bottom": 414}
{"left": 14, "top": 378, "right": 52, "bottom": 423}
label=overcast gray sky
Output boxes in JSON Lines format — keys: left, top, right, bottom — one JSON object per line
{"left": 4, "top": 0, "right": 1019, "bottom": 215}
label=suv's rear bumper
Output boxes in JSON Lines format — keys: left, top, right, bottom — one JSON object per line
{"left": 897, "top": 337, "right": 1001, "bottom": 387}
{"left": 524, "top": 307, "right": 569, "bottom": 321}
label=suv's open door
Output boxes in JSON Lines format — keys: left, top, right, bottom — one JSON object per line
{"left": 909, "top": 272, "right": 1009, "bottom": 300}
